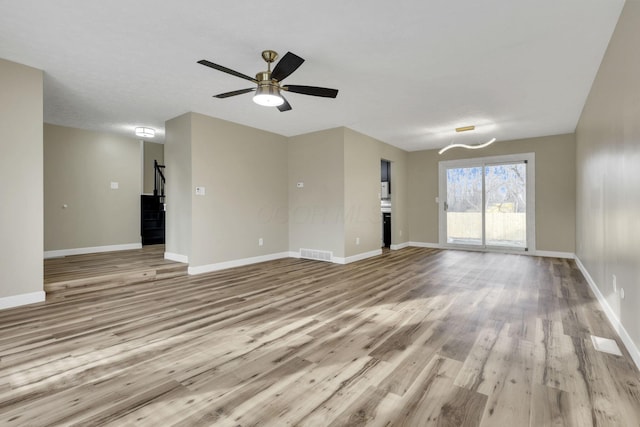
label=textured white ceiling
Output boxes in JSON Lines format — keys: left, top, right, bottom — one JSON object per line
{"left": 0, "top": 0, "right": 624, "bottom": 151}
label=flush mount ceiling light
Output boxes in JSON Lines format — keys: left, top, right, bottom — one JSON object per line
{"left": 135, "top": 127, "right": 155, "bottom": 138}
{"left": 438, "top": 125, "right": 496, "bottom": 155}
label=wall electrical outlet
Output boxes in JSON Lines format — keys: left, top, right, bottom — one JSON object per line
{"left": 613, "top": 274, "right": 617, "bottom": 292}
{"left": 110, "top": 182, "right": 119, "bottom": 189}
{"left": 195, "top": 186, "right": 206, "bottom": 196}
{"left": 356, "top": 237, "right": 360, "bottom": 245}
{"left": 296, "top": 182, "right": 304, "bottom": 188}
{"left": 258, "top": 238, "right": 263, "bottom": 246}
{"left": 620, "top": 288, "right": 625, "bottom": 299}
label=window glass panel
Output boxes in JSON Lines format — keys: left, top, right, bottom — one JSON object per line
{"left": 446, "top": 166, "right": 483, "bottom": 245}
{"left": 484, "top": 163, "right": 527, "bottom": 248}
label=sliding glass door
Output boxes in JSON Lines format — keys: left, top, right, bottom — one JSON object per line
{"left": 439, "top": 154, "right": 534, "bottom": 251}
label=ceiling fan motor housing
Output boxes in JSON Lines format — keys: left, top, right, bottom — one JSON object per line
{"left": 256, "top": 71, "right": 274, "bottom": 83}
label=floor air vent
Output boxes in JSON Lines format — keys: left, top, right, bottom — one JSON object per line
{"left": 300, "top": 248, "right": 333, "bottom": 262}
{"left": 591, "top": 335, "right": 623, "bottom": 356}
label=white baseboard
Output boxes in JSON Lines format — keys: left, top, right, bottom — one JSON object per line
{"left": 532, "top": 250, "right": 575, "bottom": 259}
{"left": 44, "top": 243, "right": 142, "bottom": 259}
{"left": 188, "top": 252, "right": 290, "bottom": 275}
{"left": 288, "top": 251, "right": 301, "bottom": 258}
{"left": 390, "top": 242, "right": 410, "bottom": 250}
{"left": 407, "top": 243, "right": 575, "bottom": 260}
{"left": 0, "top": 291, "right": 45, "bottom": 310}
{"left": 333, "top": 249, "right": 382, "bottom": 265}
{"left": 409, "top": 242, "right": 441, "bottom": 249}
{"left": 164, "top": 252, "right": 189, "bottom": 263}
{"left": 575, "top": 256, "right": 640, "bottom": 371}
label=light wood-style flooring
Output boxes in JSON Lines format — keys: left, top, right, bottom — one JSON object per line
{"left": 44, "top": 245, "right": 187, "bottom": 295}
{"left": 1, "top": 247, "right": 639, "bottom": 426}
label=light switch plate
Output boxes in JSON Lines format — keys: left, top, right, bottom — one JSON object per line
{"left": 195, "top": 186, "right": 206, "bottom": 196}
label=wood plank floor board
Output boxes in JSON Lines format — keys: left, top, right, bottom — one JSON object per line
{"left": 0, "top": 246, "right": 639, "bottom": 425}
{"left": 293, "top": 357, "right": 403, "bottom": 426}
{"left": 477, "top": 335, "right": 535, "bottom": 426}
{"left": 530, "top": 383, "right": 593, "bottom": 427}
{"left": 453, "top": 320, "right": 500, "bottom": 384}
{"left": 179, "top": 357, "right": 314, "bottom": 426}
{"left": 368, "top": 310, "right": 437, "bottom": 363}
{"left": 375, "top": 322, "right": 453, "bottom": 397}
{"left": 375, "top": 355, "right": 487, "bottom": 427}
{"left": 228, "top": 355, "right": 381, "bottom": 426}
{"left": 323, "top": 385, "right": 391, "bottom": 427}
{"left": 533, "top": 318, "right": 582, "bottom": 393}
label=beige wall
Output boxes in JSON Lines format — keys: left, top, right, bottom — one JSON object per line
{"left": 0, "top": 58, "right": 43, "bottom": 301}
{"left": 165, "top": 113, "right": 192, "bottom": 260}
{"left": 44, "top": 124, "right": 141, "bottom": 251}
{"left": 344, "top": 129, "right": 381, "bottom": 256}
{"left": 143, "top": 141, "right": 164, "bottom": 194}
{"left": 408, "top": 133, "right": 576, "bottom": 253}
{"left": 289, "top": 128, "right": 345, "bottom": 258}
{"left": 288, "top": 127, "right": 408, "bottom": 260}
{"left": 344, "top": 128, "right": 408, "bottom": 257}
{"left": 576, "top": 0, "right": 640, "bottom": 360}
{"left": 190, "top": 113, "right": 289, "bottom": 267}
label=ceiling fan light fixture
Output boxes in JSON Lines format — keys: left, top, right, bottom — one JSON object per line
{"left": 135, "top": 127, "right": 155, "bottom": 138}
{"left": 253, "top": 85, "right": 284, "bottom": 107}
{"left": 200, "top": 50, "right": 338, "bottom": 111}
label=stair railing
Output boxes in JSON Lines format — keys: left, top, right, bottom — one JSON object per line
{"left": 154, "top": 160, "right": 166, "bottom": 197}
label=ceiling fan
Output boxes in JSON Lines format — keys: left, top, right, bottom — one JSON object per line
{"left": 197, "top": 50, "right": 338, "bottom": 112}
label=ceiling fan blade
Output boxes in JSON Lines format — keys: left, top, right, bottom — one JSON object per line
{"left": 214, "top": 88, "right": 256, "bottom": 98}
{"left": 284, "top": 85, "right": 338, "bottom": 98}
{"left": 198, "top": 59, "right": 258, "bottom": 83}
{"left": 271, "top": 52, "right": 305, "bottom": 82}
{"left": 277, "top": 94, "right": 292, "bottom": 112}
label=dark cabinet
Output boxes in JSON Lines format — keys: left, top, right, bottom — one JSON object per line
{"left": 383, "top": 212, "right": 391, "bottom": 248}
